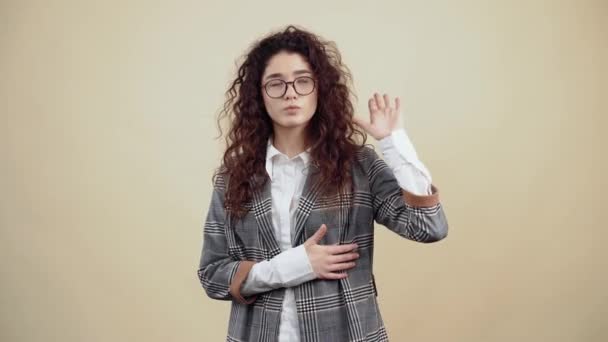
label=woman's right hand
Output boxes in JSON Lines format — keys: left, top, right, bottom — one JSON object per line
{"left": 303, "top": 224, "right": 359, "bottom": 280}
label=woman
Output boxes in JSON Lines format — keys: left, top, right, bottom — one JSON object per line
{"left": 197, "top": 25, "right": 448, "bottom": 342}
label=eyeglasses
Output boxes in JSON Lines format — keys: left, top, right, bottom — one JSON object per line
{"left": 263, "top": 76, "right": 316, "bottom": 99}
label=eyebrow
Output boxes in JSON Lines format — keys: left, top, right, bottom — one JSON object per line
{"left": 263, "top": 69, "right": 312, "bottom": 81}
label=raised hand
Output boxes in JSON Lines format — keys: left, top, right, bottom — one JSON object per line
{"left": 353, "top": 93, "right": 401, "bottom": 140}
{"left": 303, "top": 224, "right": 359, "bottom": 280}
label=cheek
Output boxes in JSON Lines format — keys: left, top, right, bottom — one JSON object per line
{"left": 307, "top": 93, "right": 319, "bottom": 112}
{"left": 262, "top": 96, "right": 276, "bottom": 115}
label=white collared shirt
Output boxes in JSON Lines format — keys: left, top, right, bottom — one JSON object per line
{"left": 241, "top": 128, "right": 432, "bottom": 341}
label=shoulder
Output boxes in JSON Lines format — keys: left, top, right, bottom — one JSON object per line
{"left": 354, "top": 144, "right": 383, "bottom": 170}
{"left": 353, "top": 144, "right": 393, "bottom": 186}
{"left": 211, "top": 165, "right": 229, "bottom": 193}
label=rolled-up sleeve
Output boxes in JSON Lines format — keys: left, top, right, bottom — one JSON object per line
{"left": 365, "top": 146, "right": 448, "bottom": 243}
{"left": 197, "top": 175, "right": 258, "bottom": 304}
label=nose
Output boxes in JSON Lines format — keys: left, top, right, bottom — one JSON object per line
{"left": 284, "top": 82, "right": 298, "bottom": 99}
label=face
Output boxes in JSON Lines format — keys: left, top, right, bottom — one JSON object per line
{"left": 261, "top": 51, "right": 318, "bottom": 132}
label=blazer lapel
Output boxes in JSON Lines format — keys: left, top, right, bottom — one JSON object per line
{"left": 291, "top": 162, "right": 324, "bottom": 246}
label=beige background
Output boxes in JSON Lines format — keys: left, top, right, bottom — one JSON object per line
{"left": 1, "top": 0, "right": 606, "bottom": 341}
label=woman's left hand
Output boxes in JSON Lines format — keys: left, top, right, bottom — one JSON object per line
{"left": 353, "top": 93, "right": 401, "bottom": 140}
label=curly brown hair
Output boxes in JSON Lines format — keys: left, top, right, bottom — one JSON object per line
{"left": 215, "top": 25, "right": 367, "bottom": 220}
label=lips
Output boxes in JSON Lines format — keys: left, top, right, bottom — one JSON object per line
{"left": 284, "top": 105, "right": 301, "bottom": 110}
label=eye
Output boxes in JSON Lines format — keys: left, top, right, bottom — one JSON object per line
{"left": 267, "top": 80, "right": 284, "bottom": 88}
{"left": 296, "top": 78, "right": 312, "bottom": 85}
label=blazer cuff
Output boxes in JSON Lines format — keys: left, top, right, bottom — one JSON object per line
{"left": 402, "top": 184, "right": 440, "bottom": 207}
{"left": 229, "top": 260, "right": 258, "bottom": 304}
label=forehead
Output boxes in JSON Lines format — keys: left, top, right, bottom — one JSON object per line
{"left": 262, "top": 51, "right": 313, "bottom": 80}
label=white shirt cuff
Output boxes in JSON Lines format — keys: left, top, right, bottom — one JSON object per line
{"left": 378, "top": 129, "right": 434, "bottom": 195}
{"left": 241, "top": 245, "right": 316, "bottom": 296}
{"left": 272, "top": 245, "right": 316, "bottom": 287}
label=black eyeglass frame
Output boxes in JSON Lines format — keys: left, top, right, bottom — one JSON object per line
{"left": 262, "top": 76, "right": 317, "bottom": 98}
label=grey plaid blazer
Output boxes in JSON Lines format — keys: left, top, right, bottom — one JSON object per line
{"left": 197, "top": 145, "right": 448, "bottom": 342}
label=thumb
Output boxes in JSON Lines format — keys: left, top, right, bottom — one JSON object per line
{"left": 306, "top": 224, "right": 327, "bottom": 245}
{"left": 353, "top": 116, "right": 371, "bottom": 132}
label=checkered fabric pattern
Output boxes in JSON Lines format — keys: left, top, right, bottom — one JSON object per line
{"left": 197, "top": 145, "right": 448, "bottom": 341}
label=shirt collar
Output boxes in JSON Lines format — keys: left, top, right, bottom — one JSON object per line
{"left": 265, "top": 137, "right": 312, "bottom": 179}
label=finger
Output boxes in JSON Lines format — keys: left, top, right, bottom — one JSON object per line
{"left": 323, "top": 271, "right": 349, "bottom": 280}
{"left": 390, "top": 105, "right": 400, "bottom": 126}
{"left": 326, "top": 243, "right": 358, "bottom": 255}
{"left": 329, "top": 252, "right": 360, "bottom": 263}
{"left": 328, "top": 262, "right": 357, "bottom": 272}
{"left": 395, "top": 96, "right": 401, "bottom": 112}
{"left": 374, "top": 93, "right": 385, "bottom": 109}
{"left": 307, "top": 224, "right": 327, "bottom": 244}
{"left": 368, "top": 97, "right": 378, "bottom": 113}
{"left": 368, "top": 98, "right": 378, "bottom": 124}
{"left": 383, "top": 94, "right": 391, "bottom": 112}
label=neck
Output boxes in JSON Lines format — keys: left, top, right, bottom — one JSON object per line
{"left": 271, "top": 125, "right": 309, "bottom": 158}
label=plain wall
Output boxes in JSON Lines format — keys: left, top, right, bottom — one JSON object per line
{"left": 1, "top": 0, "right": 606, "bottom": 341}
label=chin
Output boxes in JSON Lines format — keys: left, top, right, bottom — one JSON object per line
{"left": 277, "top": 117, "right": 312, "bottom": 129}
{"left": 277, "top": 122, "right": 307, "bottom": 130}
